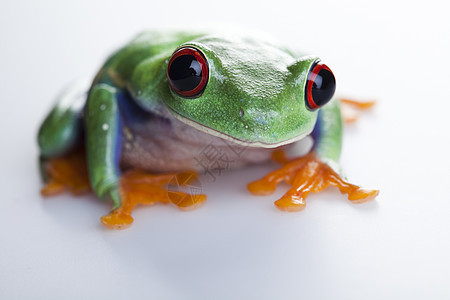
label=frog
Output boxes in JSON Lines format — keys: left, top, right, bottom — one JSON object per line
{"left": 38, "top": 30, "right": 379, "bottom": 229}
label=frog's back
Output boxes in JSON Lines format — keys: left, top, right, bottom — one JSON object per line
{"left": 94, "top": 31, "right": 205, "bottom": 86}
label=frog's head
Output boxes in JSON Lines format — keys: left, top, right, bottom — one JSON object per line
{"left": 163, "top": 35, "right": 336, "bottom": 148}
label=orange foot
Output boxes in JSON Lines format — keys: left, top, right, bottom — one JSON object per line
{"left": 340, "top": 98, "right": 376, "bottom": 124}
{"left": 101, "top": 170, "right": 206, "bottom": 229}
{"left": 247, "top": 150, "right": 379, "bottom": 212}
{"left": 40, "top": 150, "right": 91, "bottom": 196}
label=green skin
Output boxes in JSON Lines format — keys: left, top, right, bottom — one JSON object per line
{"left": 38, "top": 31, "right": 342, "bottom": 209}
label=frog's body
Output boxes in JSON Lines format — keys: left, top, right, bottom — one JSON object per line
{"left": 38, "top": 30, "right": 378, "bottom": 229}
{"left": 115, "top": 87, "right": 273, "bottom": 173}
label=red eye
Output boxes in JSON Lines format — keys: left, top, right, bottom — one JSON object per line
{"left": 305, "top": 63, "right": 336, "bottom": 110}
{"left": 167, "top": 47, "right": 209, "bottom": 98}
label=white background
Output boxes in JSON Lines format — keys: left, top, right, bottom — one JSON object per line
{"left": 1, "top": 0, "right": 450, "bottom": 299}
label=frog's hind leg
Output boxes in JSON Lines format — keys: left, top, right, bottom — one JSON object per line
{"left": 38, "top": 80, "right": 91, "bottom": 195}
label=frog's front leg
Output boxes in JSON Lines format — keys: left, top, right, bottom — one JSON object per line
{"left": 85, "top": 84, "right": 123, "bottom": 209}
{"left": 248, "top": 99, "right": 379, "bottom": 211}
{"left": 86, "top": 84, "right": 206, "bottom": 229}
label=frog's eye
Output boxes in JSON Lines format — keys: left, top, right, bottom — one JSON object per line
{"left": 167, "top": 47, "right": 209, "bottom": 98}
{"left": 305, "top": 63, "right": 336, "bottom": 110}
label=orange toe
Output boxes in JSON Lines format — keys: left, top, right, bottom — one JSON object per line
{"left": 340, "top": 98, "right": 376, "bottom": 124}
{"left": 347, "top": 188, "right": 379, "bottom": 203}
{"left": 247, "top": 180, "right": 278, "bottom": 196}
{"left": 274, "top": 195, "right": 306, "bottom": 212}
{"left": 100, "top": 210, "right": 134, "bottom": 230}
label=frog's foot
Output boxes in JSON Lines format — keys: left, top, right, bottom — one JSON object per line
{"left": 100, "top": 170, "right": 207, "bottom": 229}
{"left": 247, "top": 151, "right": 379, "bottom": 212}
{"left": 340, "top": 98, "right": 376, "bottom": 124}
{"left": 40, "top": 150, "right": 91, "bottom": 196}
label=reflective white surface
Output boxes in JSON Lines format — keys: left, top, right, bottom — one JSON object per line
{"left": 1, "top": 0, "right": 449, "bottom": 299}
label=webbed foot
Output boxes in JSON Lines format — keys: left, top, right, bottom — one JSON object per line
{"left": 248, "top": 150, "right": 378, "bottom": 211}
{"left": 40, "top": 150, "right": 91, "bottom": 196}
{"left": 100, "top": 170, "right": 206, "bottom": 229}
{"left": 340, "top": 98, "right": 376, "bottom": 124}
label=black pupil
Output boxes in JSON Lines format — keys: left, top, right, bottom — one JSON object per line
{"left": 168, "top": 54, "right": 202, "bottom": 92}
{"left": 312, "top": 68, "right": 336, "bottom": 106}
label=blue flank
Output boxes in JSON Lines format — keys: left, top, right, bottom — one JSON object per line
{"left": 311, "top": 109, "right": 322, "bottom": 152}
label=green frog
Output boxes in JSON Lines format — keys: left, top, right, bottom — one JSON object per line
{"left": 38, "top": 31, "right": 378, "bottom": 229}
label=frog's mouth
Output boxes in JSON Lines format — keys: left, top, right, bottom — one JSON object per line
{"left": 169, "top": 109, "right": 310, "bottom": 149}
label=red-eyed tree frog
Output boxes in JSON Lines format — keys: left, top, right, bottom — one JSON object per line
{"left": 38, "top": 31, "right": 379, "bottom": 229}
